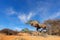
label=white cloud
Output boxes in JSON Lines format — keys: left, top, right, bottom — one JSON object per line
{"left": 5, "top": 8, "right": 17, "bottom": 15}
{"left": 18, "top": 14, "right": 27, "bottom": 23}
{"left": 0, "top": 25, "right": 7, "bottom": 30}
{"left": 8, "top": 24, "right": 23, "bottom": 31}
{"left": 34, "top": 7, "right": 49, "bottom": 20}
{"left": 14, "top": 27, "right": 23, "bottom": 31}
{"left": 33, "top": 1, "right": 60, "bottom": 22}
{"left": 27, "top": 12, "right": 33, "bottom": 20}
{"left": 48, "top": 11, "right": 60, "bottom": 19}
{"left": 41, "top": 11, "right": 60, "bottom": 21}
{"left": 18, "top": 12, "right": 35, "bottom": 23}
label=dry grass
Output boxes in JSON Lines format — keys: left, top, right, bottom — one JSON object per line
{"left": 0, "top": 33, "right": 60, "bottom": 40}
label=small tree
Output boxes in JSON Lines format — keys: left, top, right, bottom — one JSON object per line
{"left": 21, "top": 28, "right": 30, "bottom": 33}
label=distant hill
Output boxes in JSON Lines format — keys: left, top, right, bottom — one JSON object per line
{"left": 0, "top": 28, "right": 19, "bottom": 35}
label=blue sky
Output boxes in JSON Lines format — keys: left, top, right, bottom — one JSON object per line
{"left": 0, "top": 0, "right": 60, "bottom": 31}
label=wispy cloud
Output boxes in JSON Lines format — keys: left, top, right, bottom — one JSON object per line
{"left": 48, "top": 11, "right": 60, "bottom": 19}
{"left": 32, "top": 0, "right": 60, "bottom": 22}
{"left": 5, "top": 7, "right": 17, "bottom": 15}
{"left": 0, "top": 25, "right": 8, "bottom": 30}
{"left": 18, "top": 14, "right": 27, "bottom": 23}
{"left": 27, "top": 12, "right": 33, "bottom": 20}
{"left": 18, "top": 12, "right": 35, "bottom": 23}
{"left": 40, "top": 11, "right": 60, "bottom": 22}
{"left": 14, "top": 27, "right": 23, "bottom": 31}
